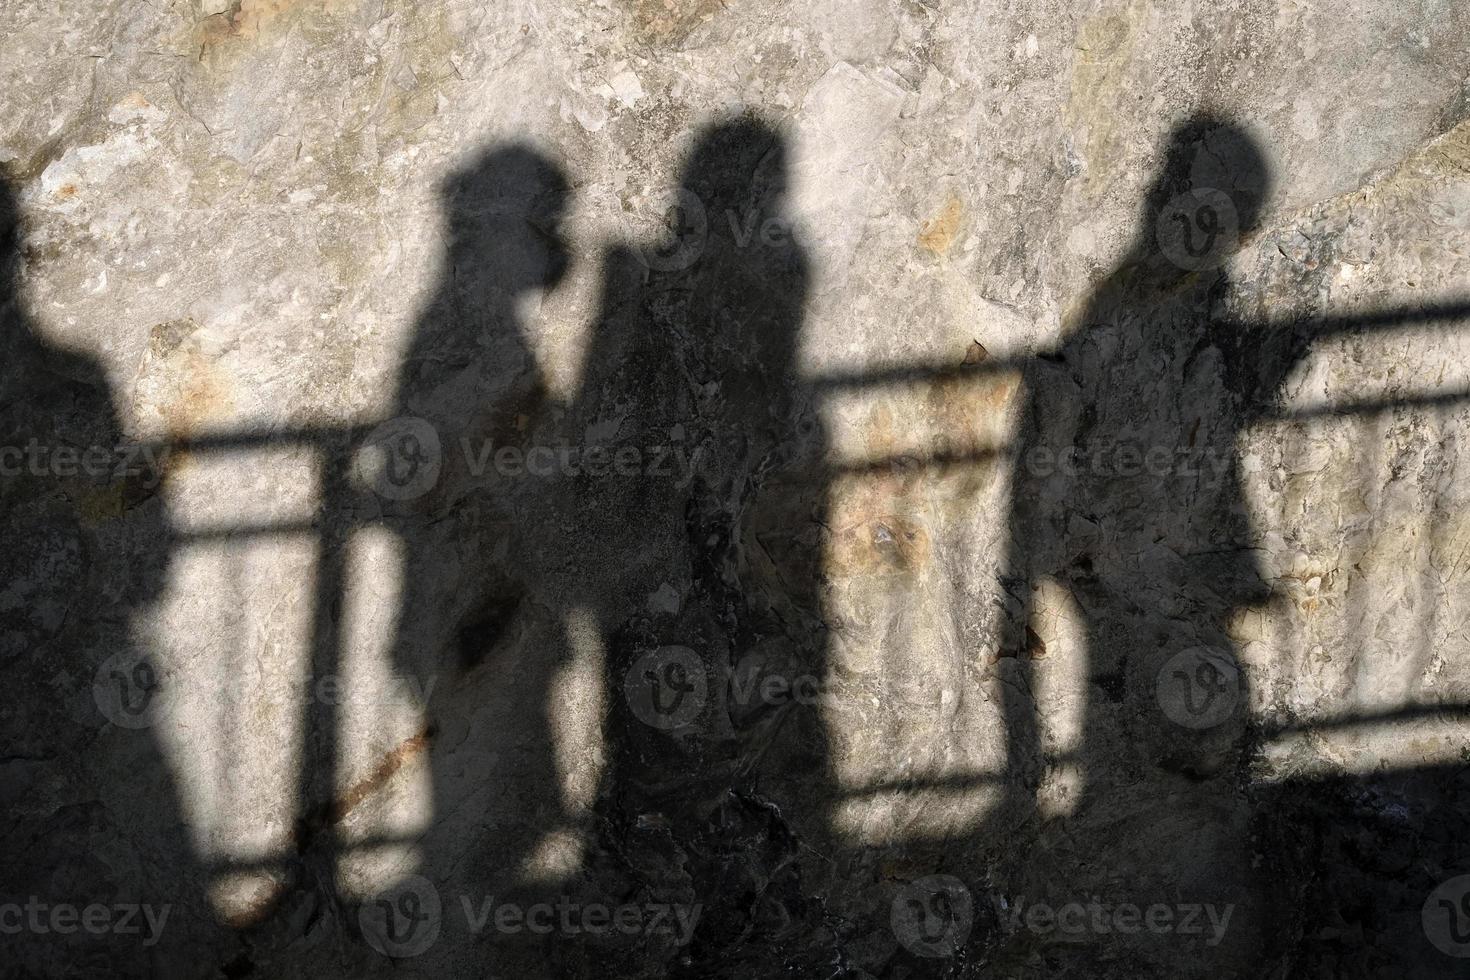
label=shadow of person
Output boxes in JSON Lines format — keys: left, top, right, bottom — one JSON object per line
{"left": 0, "top": 177, "right": 219, "bottom": 974}
{"left": 982, "top": 116, "right": 1289, "bottom": 975}
{"left": 555, "top": 117, "right": 837, "bottom": 976}
{"left": 373, "top": 145, "right": 578, "bottom": 914}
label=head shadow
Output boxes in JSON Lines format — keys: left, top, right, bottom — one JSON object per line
{"left": 663, "top": 116, "right": 809, "bottom": 404}
{"left": 399, "top": 144, "right": 572, "bottom": 407}
{"left": 439, "top": 143, "right": 571, "bottom": 297}
{"left": 680, "top": 115, "right": 792, "bottom": 236}
{"left": 1122, "top": 114, "right": 1273, "bottom": 291}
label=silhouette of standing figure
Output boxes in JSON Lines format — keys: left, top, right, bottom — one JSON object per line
{"left": 988, "top": 116, "right": 1287, "bottom": 973}
{"left": 0, "top": 177, "right": 215, "bottom": 974}
{"left": 564, "top": 118, "right": 836, "bottom": 975}
{"left": 380, "top": 145, "right": 576, "bottom": 904}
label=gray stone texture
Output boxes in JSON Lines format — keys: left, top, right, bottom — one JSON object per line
{"left": 2, "top": 0, "right": 1470, "bottom": 977}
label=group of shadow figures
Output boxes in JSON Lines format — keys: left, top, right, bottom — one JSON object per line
{"left": 4, "top": 110, "right": 1470, "bottom": 978}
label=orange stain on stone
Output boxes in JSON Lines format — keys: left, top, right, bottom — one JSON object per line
{"left": 623, "top": 0, "right": 729, "bottom": 44}
{"left": 329, "top": 725, "right": 435, "bottom": 824}
{"left": 196, "top": 0, "right": 356, "bottom": 53}
{"left": 917, "top": 196, "right": 964, "bottom": 255}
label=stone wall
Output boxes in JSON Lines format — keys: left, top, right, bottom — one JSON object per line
{"left": 3, "top": 1, "right": 1469, "bottom": 976}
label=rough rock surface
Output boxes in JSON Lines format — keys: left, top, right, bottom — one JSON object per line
{"left": 2, "top": 1, "right": 1469, "bottom": 977}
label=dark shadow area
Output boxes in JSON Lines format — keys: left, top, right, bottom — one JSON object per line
{"left": 353, "top": 121, "right": 836, "bottom": 977}
{"left": 970, "top": 115, "right": 1290, "bottom": 977}
{"left": 0, "top": 176, "right": 223, "bottom": 976}
{"left": 391, "top": 140, "right": 572, "bottom": 878}
{"left": 859, "top": 116, "right": 1470, "bottom": 979}
{"left": 1256, "top": 764, "right": 1470, "bottom": 979}
{"left": 194, "top": 146, "right": 581, "bottom": 974}
{"left": 566, "top": 118, "right": 840, "bottom": 978}
{"left": 7, "top": 108, "right": 1470, "bottom": 980}
{"left": 380, "top": 143, "right": 578, "bottom": 966}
